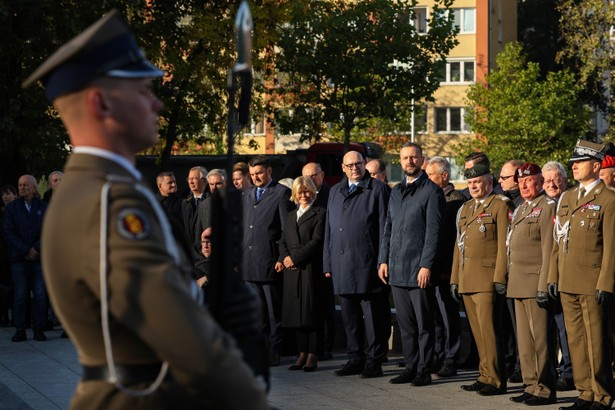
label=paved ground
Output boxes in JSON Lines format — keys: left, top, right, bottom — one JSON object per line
{"left": 0, "top": 326, "right": 580, "bottom": 409}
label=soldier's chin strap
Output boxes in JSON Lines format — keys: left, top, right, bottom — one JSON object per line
{"left": 99, "top": 178, "right": 170, "bottom": 396}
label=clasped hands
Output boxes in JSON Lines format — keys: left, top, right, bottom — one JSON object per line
{"left": 274, "top": 256, "right": 297, "bottom": 272}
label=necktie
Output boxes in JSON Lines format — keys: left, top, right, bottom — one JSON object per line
{"left": 194, "top": 196, "right": 201, "bottom": 207}
{"left": 577, "top": 187, "right": 586, "bottom": 205}
{"left": 256, "top": 187, "right": 264, "bottom": 201}
{"left": 348, "top": 184, "right": 356, "bottom": 194}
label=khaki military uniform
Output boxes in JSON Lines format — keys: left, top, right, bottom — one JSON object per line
{"left": 42, "top": 153, "right": 268, "bottom": 410}
{"left": 507, "top": 193, "right": 556, "bottom": 398}
{"left": 451, "top": 193, "right": 513, "bottom": 389}
{"left": 548, "top": 182, "right": 615, "bottom": 406}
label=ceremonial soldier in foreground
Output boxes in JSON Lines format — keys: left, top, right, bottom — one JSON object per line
{"left": 506, "top": 163, "right": 557, "bottom": 405}
{"left": 451, "top": 164, "right": 514, "bottom": 396}
{"left": 24, "top": 11, "right": 268, "bottom": 409}
{"left": 548, "top": 140, "right": 615, "bottom": 410}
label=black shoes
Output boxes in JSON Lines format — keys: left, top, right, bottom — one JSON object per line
{"left": 33, "top": 329, "right": 47, "bottom": 341}
{"left": 525, "top": 394, "right": 556, "bottom": 406}
{"left": 510, "top": 392, "right": 534, "bottom": 403}
{"left": 389, "top": 369, "right": 416, "bottom": 384}
{"left": 559, "top": 399, "right": 593, "bottom": 410}
{"left": 477, "top": 384, "right": 506, "bottom": 396}
{"left": 411, "top": 373, "right": 432, "bottom": 387}
{"left": 436, "top": 364, "right": 457, "bottom": 377}
{"left": 508, "top": 369, "right": 523, "bottom": 383}
{"left": 335, "top": 359, "right": 365, "bottom": 376}
{"left": 461, "top": 381, "right": 486, "bottom": 391}
{"left": 589, "top": 403, "right": 611, "bottom": 410}
{"left": 557, "top": 377, "right": 575, "bottom": 391}
{"left": 11, "top": 329, "right": 26, "bottom": 342}
{"left": 360, "top": 362, "right": 383, "bottom": 378}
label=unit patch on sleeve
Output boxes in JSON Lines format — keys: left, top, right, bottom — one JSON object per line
{"left": 116, "top": 208, "right": 151, "bottom": 240}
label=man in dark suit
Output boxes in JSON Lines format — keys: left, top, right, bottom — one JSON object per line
{"left": 324, "top": 151, "right": 390, "bottom": 378}
{"left": 155, "top": 171, "right": 182, "bottom": 223}
{"left": 548, "top": 140, "right": 615, "bottom": 410}
{"left": 425, "top": 156, "right": 465, "bottom": 377}
{"left": 242, "top": 156, "right": 294, "bottom": 365}
{"left": 379, "top": 143, "right": 445, "bottom": 386}
{"left": 302, "top": 161, "right": 334, "bottom": 358}
{"left": 3, "top": 175, "right": 48, "bottom": 342}
{"left": 181, "top": 166, "right": 208, "bottom": 246}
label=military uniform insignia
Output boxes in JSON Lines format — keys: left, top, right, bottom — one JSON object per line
{"left": 582, "top": 204, "right": 601, "bottom": 211}
{"left": 117, "top": 209, "right": 151, "bottom": 240}
{"left": 526, "top": 208, "right": 542, "bottom": 218}
{"left": 507, "top": 210, "right": 513, "bottom": 221}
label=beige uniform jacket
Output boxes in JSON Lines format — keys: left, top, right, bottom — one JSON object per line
{"left": 451, "top": 193, "right": 514, "bottom": 293}
{"left": 41, "top": 153, "right": 268, "bottom": 409}
{"left": 507, "top": 193, "right": 556, "bottom": 298}
{"left": 548, "top": 182, "right": 615, "bottom": 295}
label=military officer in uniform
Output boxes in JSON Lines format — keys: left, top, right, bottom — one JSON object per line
{"left": 548, "top": 140, "right": 615, "bottom": 410}
{"left": 23, "top": 11, "right": 268, "bottom": 409}
{"left": 451, "top": 164, "right": 514, "bottom": 396}
{"left": 506, "top": 162, "right": 557, "bottom": 405}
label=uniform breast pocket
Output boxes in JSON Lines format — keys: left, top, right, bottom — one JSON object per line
{"left": 525, "top": 218, "right": 540, "bottom": 238}
{"left": 479, "top": 216, "right": 495, "bottom": 238}
{"left": 576, "top": 211, "right": 599, "bottom": 231}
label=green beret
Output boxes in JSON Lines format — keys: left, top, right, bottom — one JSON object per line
{"left": 464, "top": 164, "right": 490, "bottom": 179}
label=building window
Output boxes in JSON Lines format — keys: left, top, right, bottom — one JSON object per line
{"left": 434, "top": 107, "right": 470, "bottom": 133}
{"left": 439, "top": 60, "right": 475, "bottom": 83}
{"left": 452, "top": 8, "right": 475, "bottom": 34}
{"left": 411, "top": 7, "right": 428, "bottom": 34}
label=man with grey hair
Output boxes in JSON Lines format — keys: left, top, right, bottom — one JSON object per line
{"left": 182, "top": 166, "right": 209, "bottom": 252}
{"left": 542, "top": 161, "right": 568, "bottom": 202}
{"left": 43, "top": 171, "right": 63, "bottom": 203}
{"left": 4, "top": 175, "right": 48, "bottom": 342}
{"left": 540, "top": 161, "right": 574, "bottom": 392}
{"left": 425, "top": 156, "right": 465, "bottom": 377}
{"left": 196, "top": 169, "right": 227, "bottom": 241}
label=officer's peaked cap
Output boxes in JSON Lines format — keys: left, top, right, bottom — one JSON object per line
{"left": 569, "top": 139, "right": 606, "bottom": 163}
{"left": 22, "top": 10, "right": 163, "bottom": 102}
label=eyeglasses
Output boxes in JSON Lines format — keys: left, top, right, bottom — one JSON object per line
{"left": 369, "top": 171, "right": 384, "bottom": 177}
{"left": 305, "top": 172, "right": 321, "bottom": 178}
{"left": 343, "top": 162, "right": 364, "bottom": 169}
{"left": 499, "top": 174, "right": 515, "bottom": 181}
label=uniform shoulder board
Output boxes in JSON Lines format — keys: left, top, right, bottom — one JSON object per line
{"left": 495, "top": 194, "right": 510, "bottom": 202}
{"left": 546, "top": 198, "right": 556, "bottom": 205}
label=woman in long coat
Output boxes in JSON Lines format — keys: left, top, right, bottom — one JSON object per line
{"left": 275, "top": 176, "right": 326, "bottom": 372}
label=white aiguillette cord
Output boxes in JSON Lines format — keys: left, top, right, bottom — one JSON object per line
{"left": 99, "top": 177, "right": 169, "bottom": 396}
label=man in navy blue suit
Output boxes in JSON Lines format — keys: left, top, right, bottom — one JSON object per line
{"left": 379, "top": 143, "right": 445, "bottom": 386}
{"left": 242, "top": 156, "right": 294, "bottom": 365}
{"left": 3, "top": 175, "right": 48, "bottom": 342}
{"left": 324, "top": 150, "right": 391, "bottom": 378}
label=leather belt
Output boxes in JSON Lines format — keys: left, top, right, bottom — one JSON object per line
{"left": 82, "top": 363, "right": 171, "bottom": 384}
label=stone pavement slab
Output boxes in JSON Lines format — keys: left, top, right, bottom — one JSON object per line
{"left": 0, "top": 326, "right": 580, "bottom": 409}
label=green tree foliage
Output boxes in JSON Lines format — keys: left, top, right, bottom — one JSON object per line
{"left": 272, "top": 0, "right": 458, "bottom": 152}
{"left": 462, "top": 42, "right": 590, "bottom": 169}
{"left": 2, "top": 0, "right": 287, "bottom": 182}
{"left": 556, "top": 0, "right": 615, "bottom": 139}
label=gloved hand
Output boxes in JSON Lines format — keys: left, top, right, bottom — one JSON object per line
{"left": 494, "top": 282, "right": 507, "bottom": 295}
{"left": 450, "top": 284, "right": 460, "bottom": 303}
{"left": 596, "top": 290, "right": 613, "bottom": 306}
{"left": 536, "top": 291, "right": 550, "bottom": 309}
{"left": 547, "top": 283, "right": 559, "bottom": 300}
{"left": 218, "top": 284, "right": 263, "bottom": 338}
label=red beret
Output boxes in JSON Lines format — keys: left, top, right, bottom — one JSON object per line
{"left": 515, "top": 162, "right": 541, "bottom": 181}
{"left": 602, "top": 155, "right": 615, "bottom": 169}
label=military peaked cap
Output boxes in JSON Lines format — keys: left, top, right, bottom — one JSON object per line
{"left": 22, "top": 10, "right": 163, "bottom": 101}
{"left": 569, "top": 139, "right": 606, "bottom": 163}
